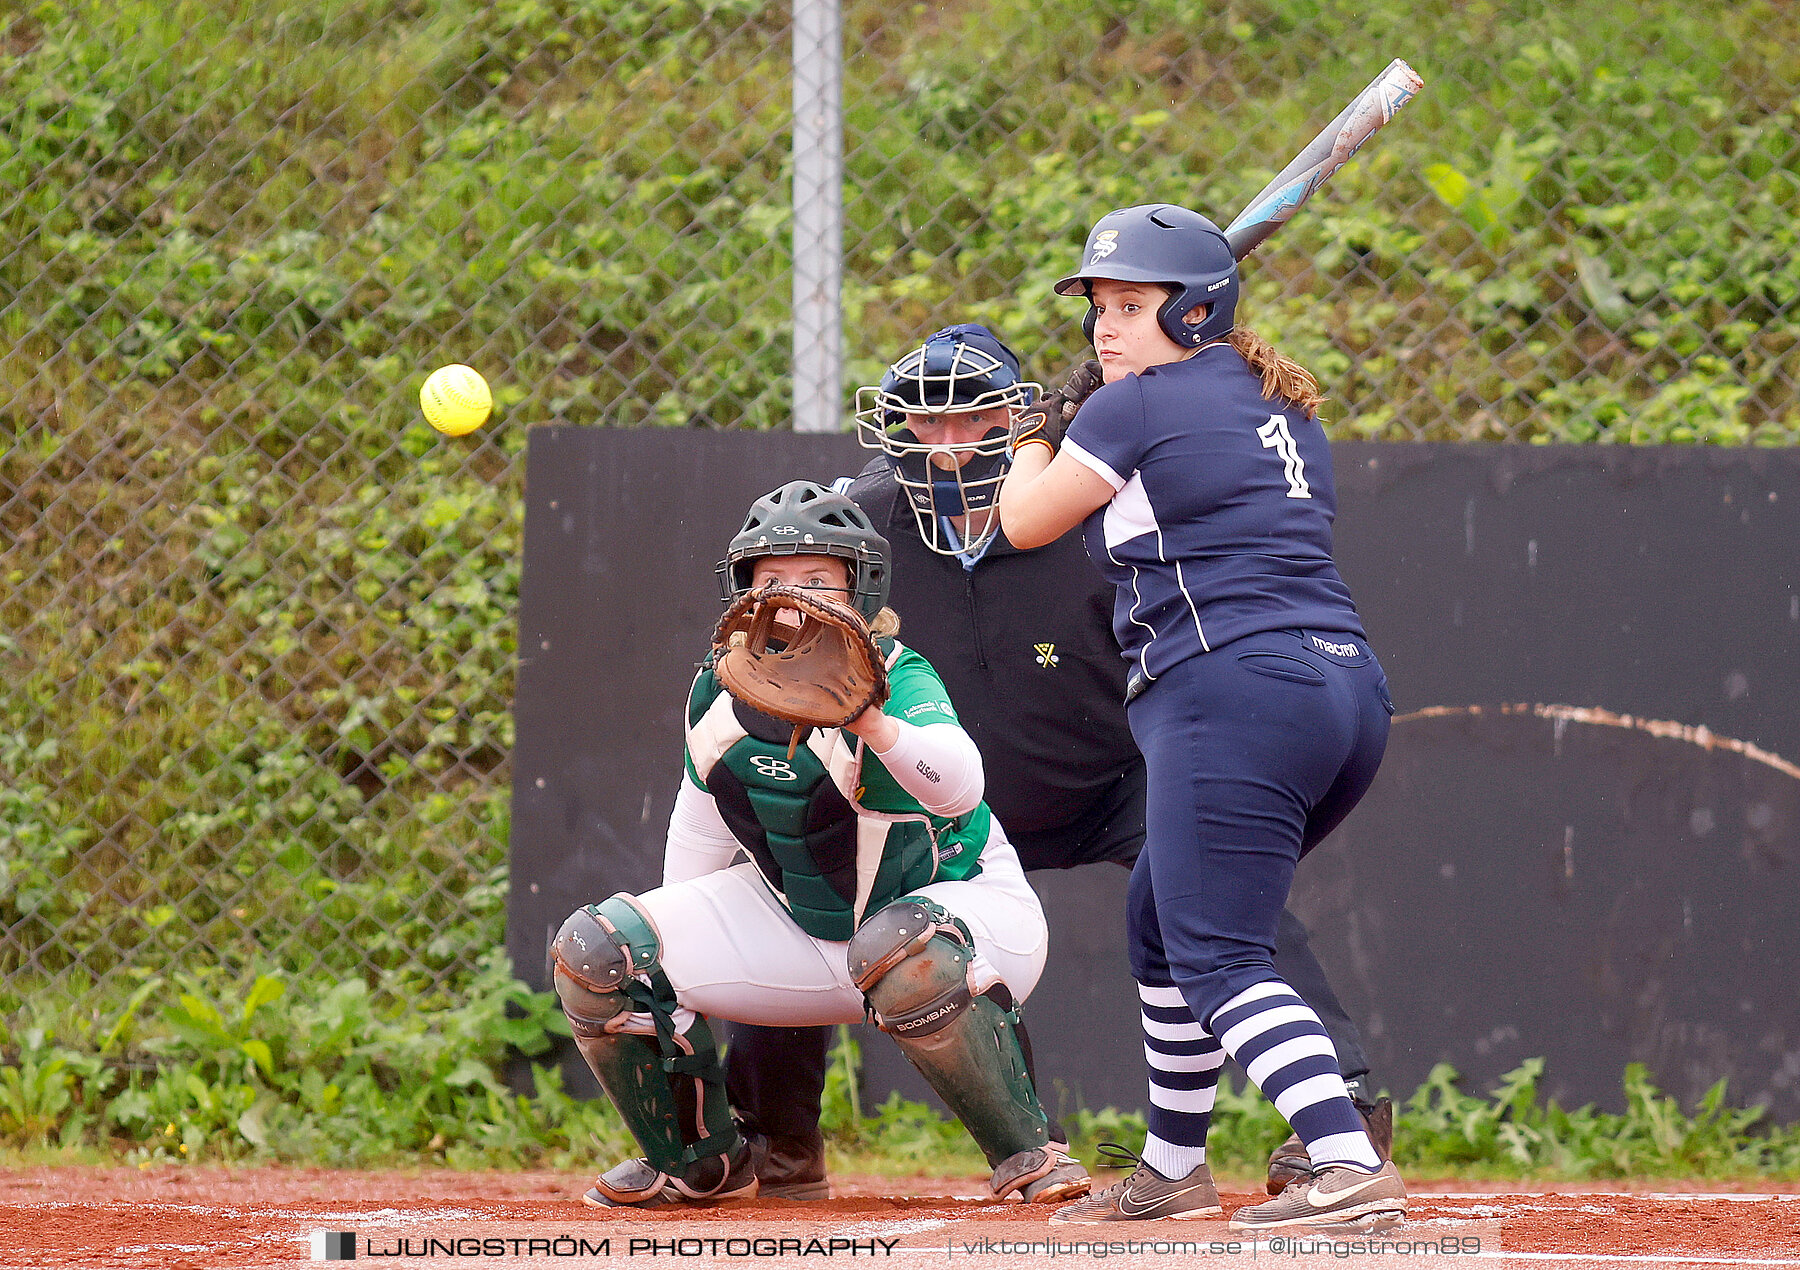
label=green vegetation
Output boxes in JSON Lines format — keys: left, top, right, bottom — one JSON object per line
{"left": 0, "top": 455, "right": 518, "bottom": 986}
{"left": 1142, "top": 1056, "right": 1800, "bottom": 1182}
{"left": 4, "top": 1, "right": 1797, "bottom": 439}
{"left": 0, "top": 958, "right": 631, "bottom": 1170}
{"left": 3, "top": 980, "right": 1797, "bottom": 1180}
{"left": 3, "top": 0, "right": 1798, "bottom": 1175}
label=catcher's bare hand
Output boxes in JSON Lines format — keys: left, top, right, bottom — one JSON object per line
{"left": 841, "top": 699, "right": 899, "bottom": 750}
{"left": 711, "top": 583, "right": 890, "bottom": 732}
{"left": 1011, "top": 359, "right": 1102, "bottom": 455}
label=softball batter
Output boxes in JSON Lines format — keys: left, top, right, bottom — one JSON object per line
{"left": 549, "top": 480, "right": 1087, "bottom": 1208}
{"left": 728, "top": 323, "right": 1388, "bottom": 1201}
{"left": 1000, "top": 204, "right": 1407, "bottom": 1231}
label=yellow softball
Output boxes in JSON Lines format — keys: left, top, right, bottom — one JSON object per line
{"left": 420, "top": 364, "right": 492, "bottom": 436}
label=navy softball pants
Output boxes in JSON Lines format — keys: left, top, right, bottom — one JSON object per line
{"left": 1125, "top": 628, "right": 1392, "bottom": 1026}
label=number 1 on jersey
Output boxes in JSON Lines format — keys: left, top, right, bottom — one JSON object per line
{"left": 1257, "top": 414, "right": 1312, "bottom": 499}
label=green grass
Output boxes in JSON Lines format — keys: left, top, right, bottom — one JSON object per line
{"left": 4, "top": 0, "right": 1799, "bottom": 1084}
{"left": 5, "top": 0, "right": 1798, "bottom": 439}
{"left": 0, "top": 959, "right": 633, "bottom": 1171}
{"left": 5, "top": 978, "right": 1799, "bottom": 1182}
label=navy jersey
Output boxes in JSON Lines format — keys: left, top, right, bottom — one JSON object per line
{"left": 1062, "top": 343, "right": 1364, "bottom": 692}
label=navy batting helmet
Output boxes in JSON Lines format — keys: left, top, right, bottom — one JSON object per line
{"left": 1054, "top": 204, "right": 1238, "bottom": 349}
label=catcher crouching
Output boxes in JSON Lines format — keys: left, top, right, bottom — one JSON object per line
{"left": 550, "top": 480, "right": 1089, "bottom": 1209}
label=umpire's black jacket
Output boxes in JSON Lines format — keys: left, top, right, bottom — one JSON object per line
{"left": 844, "top": 461, "right": 1142, "bottom": 869}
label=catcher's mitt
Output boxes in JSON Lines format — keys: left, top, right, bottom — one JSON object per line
{"left": 711, "top": 583, "right": 889, "bottom": 750}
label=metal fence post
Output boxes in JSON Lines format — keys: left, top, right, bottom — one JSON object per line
{"left": 790, "top": 0, "right": 843, "bottom": 433}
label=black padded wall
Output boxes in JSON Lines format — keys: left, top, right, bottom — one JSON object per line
{"left": 509, "top": 432, "right": 1800, "bottom": 1120}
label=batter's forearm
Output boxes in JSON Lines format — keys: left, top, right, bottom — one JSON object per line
{"left": 997, "top": 442, "right": 1055, "bottom": 546}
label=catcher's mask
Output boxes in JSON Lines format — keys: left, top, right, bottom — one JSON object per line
{"left": 1054, "top": 204, "right": 1239, "bottom": 350}
{"left": 852, "top": 324, "right": 1040, "bottom": 557}
{"left": 718, "top": 480, "right": 891, "bottom": 622}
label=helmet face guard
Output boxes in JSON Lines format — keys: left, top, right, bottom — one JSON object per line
{"left": 1054, "top": 204, "right": 1240, "bottom": 350}
{"left": 854, "top": 419, "right": 1017, "bottom": 556}
{"left": 717, "top": 481, "right": 890, "bottom": 620}
{"left": 852, "top": 324, "right": 1039, "bottom": 556}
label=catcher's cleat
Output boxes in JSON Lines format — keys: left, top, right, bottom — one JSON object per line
{"left": 1048, "top": 1144, "right": 1221, "bottom": 1224}
{"left": 991, "top": 1145, "right": 1091, "bottom": 1204}
{"left": 1265, "top": 1096, "right": 1394, "bottom": 1195}
{"left": 748, "top": 1130, "right": 830, "bottom": 1201}
{"left": 583, "top": 1138, "right": 761, "bottom": 1209}
{"left": 1265, "top": 1133, "right": 1310, "bottom": 1194}
{"left": 1230, "top": 1160, "right": 1407, "bottom": 1234}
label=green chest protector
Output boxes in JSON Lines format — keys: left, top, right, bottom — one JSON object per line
{"left": 687, "top": 668, "right": 983, "bottom": 941}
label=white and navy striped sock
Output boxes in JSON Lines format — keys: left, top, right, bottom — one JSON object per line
{"left": 1211, "top": 981, "right": 1381, "bottom": 1173}
{"left": 1138, "top": 983, "right": 1225, "bottom": 1180}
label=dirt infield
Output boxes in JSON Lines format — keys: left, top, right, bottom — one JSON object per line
{"left": 3, "top": 1165, "right": 1796, "bottom": 1269}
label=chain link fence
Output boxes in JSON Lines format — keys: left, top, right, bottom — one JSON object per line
{"left": 3, "top": 1, "right": 1796, "bottom": 1001}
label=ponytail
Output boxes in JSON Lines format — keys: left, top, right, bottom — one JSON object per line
{"left": 1229, "top": 327, "right": 1325, "bottom": 419}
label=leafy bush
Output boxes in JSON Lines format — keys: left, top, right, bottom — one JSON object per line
{"left": 0, "top": 956, "right": 634, "bottom": 1169}
{"left": 0, "top": 728, "right": 92, "bottom": 970}
{"left": 2, "top": 0, "right": 1797, "bottom": 1011}
{"left": 820, "top": 1033, "right": 1800, "bottom": 1181}
{"left": 1399, "top": 1058, "right": 1800, "bottom": 1177}
{"left": 6, "top": 971, "right": 1800, "bottom": 1181}
{"left": 5, "top": 0, "right": 1797, "bottom": 441}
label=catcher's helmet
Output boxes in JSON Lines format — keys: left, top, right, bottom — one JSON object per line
{"left": 1054, "top": 204, "right": 1238, "bottom": 350}
{"left": 718, "top": 480, "right": 890, "bottom": 621}
{"left": 852, "top": 324, "right": 1040, "bottom": 557}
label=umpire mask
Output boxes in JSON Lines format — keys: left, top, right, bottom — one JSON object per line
{"left": 852, "top": 324, "right": 1039, "bottom": 557}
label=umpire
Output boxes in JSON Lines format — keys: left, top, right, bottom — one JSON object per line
{"left": 725, "top": 324, "right": 1388, "bottom": 1198}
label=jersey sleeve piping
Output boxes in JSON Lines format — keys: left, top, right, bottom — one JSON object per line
{"left": 1062, "top": 437, "right": 1128, "bottom": 492}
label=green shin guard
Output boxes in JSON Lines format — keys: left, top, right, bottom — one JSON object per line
{"left": 552, "top": 896, "right": 739, "bottom": 1176}
{"left": 895, "top": 984, "right": 1051, "bottom": 1167}
{"left": 556, "top": 973, "right": 689, "bottom": 1171}
{"left": 849, "top": 899, "right": 1050, "bottom": 1167}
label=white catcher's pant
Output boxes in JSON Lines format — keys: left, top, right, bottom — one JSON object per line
{"left": 628, "top": 828, "right": 1048, "bottom": 1031}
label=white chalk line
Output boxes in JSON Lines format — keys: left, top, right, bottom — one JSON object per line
{"left": 1471, "top": 1256, "right": 1800, "bottom": 1266}
{"left": 1394, "top": 703, "right": 1800, "bottom": 784}
{"left": 1418, "top": 1187, "right": 1800, "bottom": 1194}
{"left": 17, "top": 1193, "right": 1798, "bottom": 1265}
{"left": 873, "top": 1251, "right": 1800, "bottom": 1266}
